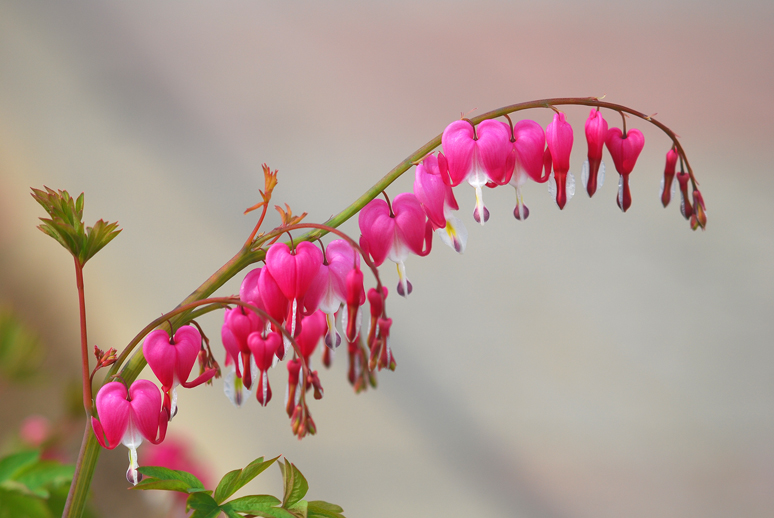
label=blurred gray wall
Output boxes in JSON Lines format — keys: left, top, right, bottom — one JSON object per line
{"left": 1, "top": 1, "right": 773, "bottom": 517}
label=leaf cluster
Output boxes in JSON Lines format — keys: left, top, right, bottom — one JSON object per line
{"left": 31, "top": 187, "right": 121, "bottom": 267}
{"left": 0, "top": 450, "right": 91, "bottom": 518}
{"left": 133, "top": 456, "right": 344, "bottom": 518}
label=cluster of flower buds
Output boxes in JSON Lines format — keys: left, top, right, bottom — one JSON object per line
{"left": 660, "top": 146, "right": 706, "bottom": 230}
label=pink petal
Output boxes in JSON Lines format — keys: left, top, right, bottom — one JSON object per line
{"left": 513, "top": 120, "right": 546, "bottom": 183}
{"left": 127, "top": 379, "right": 162, "bottom": 445}
{"left": 358, "top": 199, "right": 395, "bottom": 266}
{"left": 94, "top": 382, "right": 131, "bottom": 449}
{"left": 392, "top": 193, "right": 428, "bottom": 257}
{"left": 441, "top": 120, "right": 476, "bottom": 187}
{"left": 143, "top": 329, "right": 177, "bottom": 389}
{"left": 546, "top": 112, "right": 573, "bottom": 174}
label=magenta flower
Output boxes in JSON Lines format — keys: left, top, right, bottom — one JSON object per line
{"left": 247, "top": 330, "right": 281, "bottom": 406}
{"left": 507, "top": 120, "right": 547, "bottom": 220}
{"left": 413, "top": 153, "right": 467, "bottom": 253}
{"left": 143, "top": 325, "right": 216, "bottom": 418}
{"left": 676, "top": 170, "right": 693, "bottom": 220}
{"left": 221, "top": 306, "right": 262, "bottom": 393}
{"left": 442, "top": 119, "right": 512, "bottom": 224}
{"left": 91, "top": 380, "right": 168, "bottom": 485}
{"left": 546, "top": 112, "right": 575, "bottom": 209}
{"left": 304, "top": 240, "right": 359, "bottom": 348}
{"left": 660, "top": 148, "right": 679, "bottom": 208}
{"left": 343, "top": 267, "right": 365, "bottom": 342}
{"left": 265, "top": 242, "right": 322, "bottom": 339}
{"left": 582, "top": 109, "right": 608, "bottom": 198}
{"left": 295, "top": 310, "right": 327, "bottom": 361}
{"left": 605, "top": 127, "right": 645, "bottom": 212}
{"left": 358, "top": 193, "right": 432, "bottom": 297}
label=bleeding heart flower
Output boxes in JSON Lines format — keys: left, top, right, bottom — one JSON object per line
{"left": 414, "top": 153, "right": 467, "bottom": 253}
{"left": 605, "top": 127, "right": 645, "bottom": 212}
{"left": 507, "top": 119, "right": 548, "bottom": 220}
{"left": 546, "top": 112, "right": 575, "bottom": 209}
{"left": 221, "top": 307, "right": 262, "bottom": 390}
{"left": 247, "top": 330, "right": 281, "bottom": 406}
{"left": 304, "top": 240, "right": 359, "bottom": 348}
{"left": 442, "top": 119, "right": 513, "bottom": 224}
{"left": 676, "top": 170, "right": 693, "bottom": 220}
{"left": 358, "top": 193, "right": 432, "bottom": 297}
{"left": 660, "top": 148, "right": 679, "bottom": 208}
{"left": 582, "top": 109, "right": 608, "bottom": 197}
{"left": 143, "top": 325, "right": 216, "bottom": 418}
{"left": 91, "top": 380, "right": 168, "bottom": 485}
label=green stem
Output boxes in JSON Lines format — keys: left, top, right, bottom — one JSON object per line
{"left": 63, "top": 96, "right": 694, "bottom": 517}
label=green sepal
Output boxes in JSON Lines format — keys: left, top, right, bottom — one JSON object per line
{"left": 133, "top": 465, "right": 207, "bottom": 494}
{"left": 213, "top": 455, "right": 279, "bottom": 504}
{"left": 307, "top": 500, "right": 346, "bottom": 518}
{"left": 279, "top": 459, "right": 308, "bottom": 509}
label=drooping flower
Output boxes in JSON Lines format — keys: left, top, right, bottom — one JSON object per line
{"left": 605, "top": 126, "right": 645, "bottom": 212}
{"left": 442, "top": 119, "right": 513, "bottom": 224}
{"left": 246, "top": 330, "right": 281, "bottom": 406}
{"left": 358, "top": 193, "right": 432, "bottom": 297}
{"left": 690, "top": 190, "right": 707, "bottom": 230}
{"left": 143, "top": 325, "right": 216, "bottom": 418}
{"left": 676, "top": 170, "right": 693, "bottom": 220}
{"left": 546, "top": 112, "right": 575, "bottom": 209}
{"left": 91, "top": 380, "right": 168, "bottom": 485}
{"left": 343, "top": 267, "right": 364, "bottom": 342}
{"left": 660, "top": 148, "right": 679, "bottom": 208}
{"left": 582, "top": 109, "right": 608, "bottom": 197}
{"left": 507, "top": 119, "right": 548, "bottom": 220}
{"left": 413, "top": 153, "right": 467, "bottom": 252}
{"left": 221, "top": 306, "right": 262, "bottom": 390}
{"left": 264, "top": 241, "right": 322, "bottom": 357}
{"left": 304, "top": 240, "right": 359, "bottom": 348}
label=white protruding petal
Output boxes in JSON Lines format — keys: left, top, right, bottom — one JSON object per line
{"left": 169, "top": 387, "right": 178, "bottom": 420}
{"left": 250, "top": 356, "right": 261, "bottom": 384}
{"left": 396, "top": 261, "right": 411, "bottom": 297}
{"left": 567, "top": 172, "right": 575, "bottom": 199}
{"left": 261, "top": 371, "right": 268, "bottom": 407}
{"left": 294, "top": 367, "right": 303, "bottom": 406}
{"left": 548, "top": 172, "right": 556, "bottom": 199}
{"left": 436, "top": 214, "right": 467, "bottom": 254}
{"left": 598, "top": 161, "right": 605, "bottom": 188}
{"left": 126, "top": 447, "right": 140, "bottom": 486}
{"left": 224, "top": 363, "right": 250, "bottom": 408}
{"left": 581, "top": 159, "right": 590, "bottom": 189}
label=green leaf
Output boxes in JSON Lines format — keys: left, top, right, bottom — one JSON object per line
{"left": 186, "top": 492, "right": 222, "bottom": 518}
{"left": 223, "top": 498, "right": 295, "bottom": 518}
{"left": 131, "top": 479, "right": 193, "bottom": 493}
{"left": 135, "top": 465, "right": 205, "bottom": 493}
{"left": 15, "top": 461, "right": 75, "bottom": 497}
{"left": 0, "top": 451, "right": 40, "bottom": 483}
{"left": 286, "top": 499, "right": 308, "bottom": 518}
{"left": 307, "top": 500, "right": 346, "bottom": 518}
{"left": 31, "top": 187, "right": 120, "bottom": 266}
{"left": 213, "top": 455, "right": 279, "bottom": 504}
{"left": 280, "top": 460, "right": 308, "bottom": 508}
{"left": 0, "top": 487, "right": 51, "bottom": 518}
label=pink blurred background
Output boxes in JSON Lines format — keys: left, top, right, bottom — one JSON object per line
{"left": 1, "top": 1, "right": 773, "bottom": 517}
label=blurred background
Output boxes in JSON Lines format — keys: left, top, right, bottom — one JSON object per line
{"left": 1, "top": 1, "right": 773, "bottom": 517}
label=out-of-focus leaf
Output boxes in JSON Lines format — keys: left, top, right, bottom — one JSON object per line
{"left": 0, "top": 487, "right": 51, "bottom": 518}
{"left": 0, "top": 451, "right": 39, "bottom": 483}
{"left": 213, "top": 455, "right": 279, "bottom": 504}
{"left": 0, "top": 309, "right": 44, "bottom": 382}
{"left": 131, "top": 479, "right": 193, "bottom": 493}
{"left": 279, "top": 460, "right": 308, "bottom": 508}
{"left": 186, "top": 492, "right": 221, "bottom": 518}
{"left": 225, "top": 494, "right": 281, "bottom": 513}
{"left": 307, "top": 500, "right": 345, "bottom": 518}
{"left": 15, "top": 461, "right": 75, "bottom": 497}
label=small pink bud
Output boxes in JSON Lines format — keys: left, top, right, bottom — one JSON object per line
{"left": 661, "top": 149, "right": 679, "bottom": 208}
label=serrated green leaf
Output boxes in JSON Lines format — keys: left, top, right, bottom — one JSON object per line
{"left": 307, "top": 500, "right": 345, "bottom": 518}
{"left": 223, "top": 498, "right": 296, "bottom": 518}
{"left": 0, "top": 451, "right": 40, "bottom": 483}
{"left": 213, "top": 456, "right": 279, "bottom": 505}
{"left": 136, "top": 466, "right": 205, "bottom": 492}
{"left": 225, "top": 495, "right": 281, "bottom": 513}
{"left": 131, "top": 479, "right": 193, "bottom": 493}
{"left": 0, "top": 487, "right": 51, "bottom": 518}
{"left": 286, "top": 499, "right": 307, "bottom": 518}
{"left": 186, "top": 492, "right": 221, "bottom": 518}
{"left": 280, "top": 460, "right": 308, "bottom": 508}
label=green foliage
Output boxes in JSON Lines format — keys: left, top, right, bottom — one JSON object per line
{"left": 0, "top": 308, "right": 44, "bottom": 382}
{"left": 133, "top": 455, "right": 344, "bottom": 518}
{"left": 31, "top": 187, "right": 121, "bottom": 267}
{"left": 0, "top": 450, "right": 83, "bottom": 518}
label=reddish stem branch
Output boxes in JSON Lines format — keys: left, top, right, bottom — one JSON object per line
{"left": 74, "top": 257, "right": 92, "bottom": 414}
